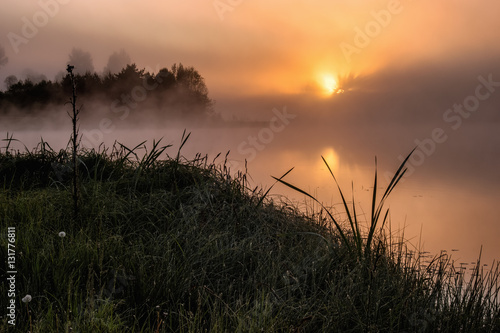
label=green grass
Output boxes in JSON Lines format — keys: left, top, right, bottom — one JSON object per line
{"left": 0, "top": 135, "right": 499, "bottom": 332}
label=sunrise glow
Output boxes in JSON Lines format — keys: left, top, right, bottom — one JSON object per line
{"left": 322, "top": 75, "right": 338, "bottom": 94}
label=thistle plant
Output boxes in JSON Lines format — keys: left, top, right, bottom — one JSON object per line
{"left": 22, "top": 294, "right": 32, "bottom": 332}
{"left": 58, "top": 231, "right": 66, "bottom": 254}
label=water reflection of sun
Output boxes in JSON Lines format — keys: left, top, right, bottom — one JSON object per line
{"left": 320, "top": 147, "right": 340, "bottom": 174}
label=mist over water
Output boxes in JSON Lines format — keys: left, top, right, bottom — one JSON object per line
{"left": 2, "top": 67, "right": 499, "bottom": 268}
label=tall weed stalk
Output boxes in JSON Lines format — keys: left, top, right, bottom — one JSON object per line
{"left": 66, "top": 64, "right": 80, "bottom": 221}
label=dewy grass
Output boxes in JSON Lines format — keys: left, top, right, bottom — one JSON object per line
{"left": 1, "top": 138, "right": 499, "bottom": 332}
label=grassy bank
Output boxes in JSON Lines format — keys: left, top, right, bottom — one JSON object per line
{"left": 0, "top": 137, "right": 499, "bottom": 332}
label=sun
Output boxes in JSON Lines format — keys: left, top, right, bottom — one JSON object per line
{"left": 323, "top": 75, "right": 337, "bottom": 94}
{"left": 320, "top": 74, "right": 344, "bottom": 95}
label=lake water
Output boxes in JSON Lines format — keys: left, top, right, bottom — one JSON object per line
{"left": 2, "top": 91, "right": 499, "bottom": 269}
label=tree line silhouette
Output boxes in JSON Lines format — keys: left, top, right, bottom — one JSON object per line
{"left": 0, "top": 63, "right": 214, "bottom": 118}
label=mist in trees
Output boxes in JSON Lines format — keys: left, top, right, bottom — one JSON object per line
{"left": 0, "top": 49, "right": 215, "bottom": 123}
{"left": 22, "top": 69, "right": 47, "bottom": 84}
{"left": 103, "top": 49, "right": 132, "bottom": 75}
{"left": 67, "top": 48, "right": 95, "bottom": 75}
{"left": 4, "top": 76, "right": 18, "bottom": 90}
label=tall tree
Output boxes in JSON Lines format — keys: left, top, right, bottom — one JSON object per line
{"left": 103, "top": 49, "right": 131, "bottom": 75}
{"left": 172, "top": 63, "right": 213, "bottom": 114}
{"left": 113, "top": 64, "right": 145, "bottom": 96}
{"left": 4, "top": 75, "right": 18, "bottom": 90}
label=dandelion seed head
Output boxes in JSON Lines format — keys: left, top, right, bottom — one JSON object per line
{"left": 59, "top": 231, "right": 66, "bottom": 238}
{"left": 22, "top": 295, "right": 32, "bottom": 303}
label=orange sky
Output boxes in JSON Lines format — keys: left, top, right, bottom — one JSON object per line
{"left": 2, "top": 1, "right": 500, "bottom": 97}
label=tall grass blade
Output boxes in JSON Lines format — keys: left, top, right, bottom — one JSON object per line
{"left": 350, "top": 182, "right": 362, "bottom": 256}
{"left": 118, "top": 141, "right": 147, "bottom": 164}
{"left": 321, "top": 156, "right": 358, "bottom": 252}
{"left": 256, "top": 167, "right": 294, "bottom": 208}
{"left": 2, "top": 133, "right": 29, "bottom": 153}
{"left": 140, "top": 138, "right": 169, "bottom": 169}
{"left": 176, "top": 129, "right": 191, "bottom": 162}
{"left": 271, "top": 175, "right": 351, "bottom": 251}
{"left": 370, "top": 148, "right": 415, "bottom": 242}
{"left": 371, "top": 157, "right": 378, "bottom": 226}
{"left": 366, "top": 149, "right": 415, "bottom": 255}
